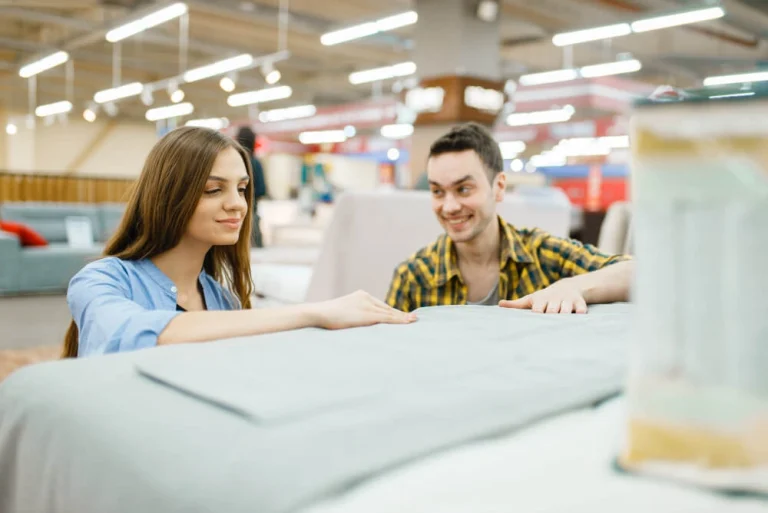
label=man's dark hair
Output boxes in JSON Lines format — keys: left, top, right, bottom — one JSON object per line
{"left": 235, "top": 126, "right": 257, "bottom": 155}
{"left": 429, "top": 122, "right": 502, "bottom": 181}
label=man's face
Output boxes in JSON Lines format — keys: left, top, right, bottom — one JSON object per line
{"left": 427, "top": 150, "right": 505, "bottom": 244}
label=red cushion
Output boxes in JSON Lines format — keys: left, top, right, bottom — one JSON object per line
{"left": 0, "top": 221, "right": 48, "bottom": 247}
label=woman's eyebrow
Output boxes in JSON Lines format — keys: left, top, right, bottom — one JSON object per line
{"left": 207, "top": 175, "right": 250, "bottom": 182}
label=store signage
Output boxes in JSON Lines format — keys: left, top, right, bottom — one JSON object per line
{"left": 407, "top": 75, "right": 507, "bottom": 126}
{"left": 405, "top": 86, "right": 445, "bottom": 113}
{"left": 464, "top": 85, "right": 505, "bottom": 113}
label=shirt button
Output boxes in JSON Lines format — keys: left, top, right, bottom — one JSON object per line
{"left": 171, "top": 286, "right": 177, "bottom": 293}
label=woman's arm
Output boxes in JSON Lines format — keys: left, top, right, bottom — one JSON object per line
{"left": 68, "top": 261, "right": 416, "bottom": 355}
{"left": 159, "top": 290, "right": 415, "bottom": 345}
{"left": 158, "top": 304, "right": 315, "bottom": 345}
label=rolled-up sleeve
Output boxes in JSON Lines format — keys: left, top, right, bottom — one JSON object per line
{"left": 533, "top": 230, "right": 631, "bottom": 282}
{"left": 67, "top": 262, "right": 181, "bottom": 357}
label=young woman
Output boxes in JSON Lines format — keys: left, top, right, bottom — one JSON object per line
{"left": 63, "top": 126, "right": 415, "bottom": 358}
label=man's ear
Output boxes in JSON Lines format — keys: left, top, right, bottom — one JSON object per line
{"left": 494, "top": 172, "right": 506, "bottom": 202}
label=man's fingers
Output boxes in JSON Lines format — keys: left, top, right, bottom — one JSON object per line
{"left": 545, "top": 301, "right": 560, "bottom": 314}
{"left": 499, "top": 296, "right": 532, "bottom": 309}
{"left": 532, "top": 298, "right": 548, "bottom": 313}
{"left": 500, "top": 294, "right": 587, "bottom": 315}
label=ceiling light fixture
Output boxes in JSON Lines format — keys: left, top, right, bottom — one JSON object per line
{"left": 703, "top": 71, "right": 768, "bottom": 86}
{"left": 183, "top": 54, "right": 253, "bottom": 83}
{"left": 227, "top": 85, "right": 293, "bottom": 107}
{"left": 145, "top": 102, "right": 194, "bottom": 121}
{"left": 35, "top": 101, "right": 73, "bottom": 117}
{"left": 106, "top": 2, "right": 188, "bottom": 43}
{"left": 19, "top": 51, "right": 69, "bottom": 78}
{"left": 258, "top": 104, "right": 317, "bottom": 123}
{"left": 552, "top": 5, "right": 726, "bottom": 46}
{"left": 321, "top": 11, "right": 418, "bottom": 46}
{"left": 349, "top": 61, "right": 416, "bottom": 85}
{"left": 94, "top": 82, "right": 144, "bottom": 104}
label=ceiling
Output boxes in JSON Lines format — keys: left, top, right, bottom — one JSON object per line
{"left": 1, "top": 0, "right": 767, "bottom": 123}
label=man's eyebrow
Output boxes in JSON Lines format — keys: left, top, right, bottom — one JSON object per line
{"left": 428, "top": 174, "right": 474, "bottom": 187}
{"left": 207, "top": 175, "right": 250, "bottom": 182}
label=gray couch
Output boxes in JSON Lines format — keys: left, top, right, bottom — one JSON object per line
{"left": 0, "top": 202, "right": 126, "bottom": 295}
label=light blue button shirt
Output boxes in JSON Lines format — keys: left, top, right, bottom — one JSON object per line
{"left": 67, "top": 256, "right": 240, "bottom": 357}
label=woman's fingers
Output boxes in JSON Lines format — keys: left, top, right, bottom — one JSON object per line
{"left": 366, "top": 293, "right": 417, "bottom": 323}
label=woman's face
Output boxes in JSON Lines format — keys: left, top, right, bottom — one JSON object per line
{"left": 184, "top": 146, "right": 250, "bottom": 247}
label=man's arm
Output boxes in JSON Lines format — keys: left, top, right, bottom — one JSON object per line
{"left": 500, "top": 231, "right": 632, "bottom": 313}
{"left": 564, "top": 259, "right": 633, "bottom": 304}
{"left": 385, "top": 266, "right": 414, "bottom": 313}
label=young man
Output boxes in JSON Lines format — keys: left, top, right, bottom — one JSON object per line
{"left": 386, "top": 122, "right": 633, "bottom": 314}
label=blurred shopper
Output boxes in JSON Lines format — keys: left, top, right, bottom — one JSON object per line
{"left": 236, "top": 126, "right": 267, "bottom": 247}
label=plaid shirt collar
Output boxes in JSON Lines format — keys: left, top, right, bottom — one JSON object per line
{"left": 433, "top": 216, "right": 534, "bottom": 287}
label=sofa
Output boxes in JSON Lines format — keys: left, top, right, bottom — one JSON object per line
{"left": 0, "top": 202, "right": 126, "bottom": 295}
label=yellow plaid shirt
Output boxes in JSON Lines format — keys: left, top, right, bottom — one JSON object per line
{"left": 386, "top": 216, "right": 629, "bottom": 312}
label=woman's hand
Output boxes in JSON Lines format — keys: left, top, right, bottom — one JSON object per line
{"left": 309, "top": 290, "right": 417, "bottom": 329}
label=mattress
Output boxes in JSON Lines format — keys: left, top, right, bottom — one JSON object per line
{"left": 1, "top": 304, "right": 633, "bottom": 513}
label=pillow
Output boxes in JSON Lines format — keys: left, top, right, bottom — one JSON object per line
{"left": 0, "top": 220, "right": 48, "bottom": 247}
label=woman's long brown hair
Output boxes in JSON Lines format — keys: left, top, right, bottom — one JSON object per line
{"left": 62, "top": 126, "right": 254, "bottom": 358}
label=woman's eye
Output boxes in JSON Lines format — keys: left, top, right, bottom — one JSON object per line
{"left": 204, "top": 189, "right": 221, "bottom": 195}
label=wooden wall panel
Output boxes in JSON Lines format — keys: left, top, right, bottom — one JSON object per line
{"left": 0, "top": 172, "right": 135, "bottom": 204}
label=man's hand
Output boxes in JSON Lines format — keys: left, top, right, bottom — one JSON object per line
{"left": 499, "top": 260, "right": 634, "bottom": 314}
{"left": 498, "top": 278, "right": 588, "bottom": 314}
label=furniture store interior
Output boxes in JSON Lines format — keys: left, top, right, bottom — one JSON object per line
{"left": 1, "top": 1, "right": 767, "bottom": 512}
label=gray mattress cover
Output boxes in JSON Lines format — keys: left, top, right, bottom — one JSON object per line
{"left": 0, "top": 304, "right": 632, "bottom": 513}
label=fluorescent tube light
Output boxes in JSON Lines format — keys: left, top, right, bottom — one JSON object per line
{"left": 19, "top": 51, "right": 69, "bottom": 78}
{"left": 145, "top": 102, "right": 194, "bottom": 121}
{"left": 185, "top": 117, "right": 229, "bottom": 129}
{"left": 553, "top": 23, "right": 631, "bottom": 46}
{"left": 35, "top": 100, "right": 73, "bottom": 117}
{"left": 227, "top": 86, "right": 292, "bottom": 107}
{"left": 321, "top": 11, "right": 417, "bottom": 46}
{"left": 506, "top": 105, "right": 575, "bottom": 127}
{"left": 258, "top": 105, "right": 316, "bottom": 123}
{"left": 94, "top": 82, "right": 144, "bottom": 104}
{"left": 703, "top": 71, "right": 768, "bottom": 86}
{"left": 519, "top": 69, "right": 580, "bottom": 86}
{"left": 349, "top": 61, "right": 416, "bottom": 85}
{"left": 580, "top": 59, "right": 642, "bottom": 78}
{"left": 106, "top": 2, "right": 188, "bottom": 42}
{"left": 631, "top": 6, "right": 724, "bottom": 33}
{"left": 183, "top": 54, "right": 253, "bottom": 83}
